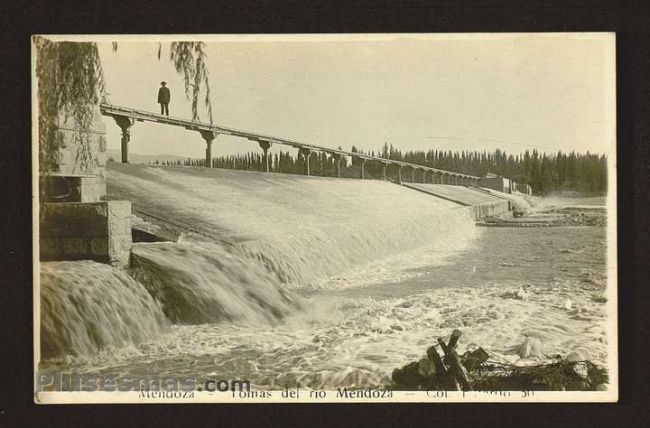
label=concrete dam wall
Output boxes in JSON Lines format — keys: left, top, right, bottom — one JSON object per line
{"left": 403, "top": 183, "right": 511, "bottom": 219}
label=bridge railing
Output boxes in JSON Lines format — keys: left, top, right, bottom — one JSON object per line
{"left": 99, "top": 103, "right": 480, "bottom": 185}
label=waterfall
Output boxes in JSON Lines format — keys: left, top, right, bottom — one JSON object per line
{"left": 128, "top": 239, "right": 302, "bottom": 325}
{"left": 41, "top": 164, "right": 479, "bottom": 359}
{"left": 40, "top": 260, "right": 168, "bottom": 359}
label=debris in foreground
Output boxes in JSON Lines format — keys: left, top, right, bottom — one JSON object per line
{"left": 391, "top": 329, "right": 608, "bottom": 391}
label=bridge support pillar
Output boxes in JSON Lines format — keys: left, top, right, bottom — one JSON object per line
{"left": 382, "top": 162, "right": 387, "bottom": 180}
{"left": 422, "top": 170, "right": 428, "bottom": 184}
{"left": 299, "top": 147, "right": 312, "bottom": 176}
{"left": 200, "top": 130, "right": 217, "bottom": 168}
{"left": 411, "top": 168, "right": 416, "bottom": 183}
{"left": 331, "top": 154, "right": 342, "bottom": 178}
{"left": 258, "top": 140, "right": 272, "bottom": 173}
{"left": 360, "top": 158, "right": 366, "bottom": 179}
{"left": 398, "top": 166, "right": 402, "bottom": 184}
{"left": 111, "top": 115, "right": 135, "bottom": 163}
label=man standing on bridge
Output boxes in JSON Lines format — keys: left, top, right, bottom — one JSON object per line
{"left": 158, "top": 81, "right": 170, "bottom": 116}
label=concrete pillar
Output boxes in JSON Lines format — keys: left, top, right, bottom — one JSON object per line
{"left": 111, "top": 115, "right": 135, "bottom": 163}
{"left": 199, "top": 130, "right": 217, "bottom": 168}
{"left": 360, "top": 158, "right": 366, "bottom": 179}
{"left": 332, "top": 154, "right": 342, "bottom": 178}
{"left": 258, "top": 140, "right": 272, "bottom": 173}
{"left": 299, "top": 148, "right": 312, "bottom": 175}
{"left": 40, "top": 201, "right": 132, "bottom": 268}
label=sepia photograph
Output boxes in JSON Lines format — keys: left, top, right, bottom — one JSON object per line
{"left": 32, "top": 33, "right": 617, "bottom": 403}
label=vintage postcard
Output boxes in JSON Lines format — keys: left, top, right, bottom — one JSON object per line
{"left": 33, "top": 33, "right": 617, "bottom": 403}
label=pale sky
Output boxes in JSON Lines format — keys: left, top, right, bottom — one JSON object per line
{"left": 87, "top": 34, "right": 615, "bottom": 159}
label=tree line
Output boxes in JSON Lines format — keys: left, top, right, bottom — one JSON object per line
{"left": 148, "top": 143, "right": 607, "bottom": 195}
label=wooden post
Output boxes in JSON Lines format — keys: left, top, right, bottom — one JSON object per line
{"left": 439, "top": 329, "right": 473, "bottom": 391}
{"left": 360, "top": 158, "right": 366, "bottom": 179}
{"left": 427, "top": 345, "right": 449, "bottom": 378}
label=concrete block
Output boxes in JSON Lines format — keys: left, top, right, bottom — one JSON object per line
{"left": 57, "top": 146, "right": 74, "bottom": 168}
{"left": 40, "top": 237, "right": 62, "bottom": 259}
{"left": 466, "top": 200, "right": 511, "bottom": 220}
{"left": 40, "top": 201, "right": 132, "bottom": 268}
{"left": 50, "top": 110, "right": 107, "bottom": 180}
{"left": 40, "top": 175, "right": 106, "bottom": 203}
{"left": 54, "top": 108, "right": 106, "bottom": 134}
{"left": 98, "top": 135, "right": 107, "bottom": 153}
{"left": 62, "top": 237, "right": 88, "bottom": 257}
{"left": 90, "top": 238, "right": 108, "bottom": 255}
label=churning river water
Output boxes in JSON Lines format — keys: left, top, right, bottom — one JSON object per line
{"left": 39, "top": 165, "right": 610, "bottom": 390}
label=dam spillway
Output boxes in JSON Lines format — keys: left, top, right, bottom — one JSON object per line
{"left": 105, "top": 162, "right": 487, "bottom": 288}
{"left": 42, "top": 162, "right": 492, "bottom": 358}
{"left": 38, "top": 164, "right": 609, "bottom": 392}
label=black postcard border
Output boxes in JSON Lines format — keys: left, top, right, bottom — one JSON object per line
{"left": 1, "top": 0, "right": 648, "bottom": 426}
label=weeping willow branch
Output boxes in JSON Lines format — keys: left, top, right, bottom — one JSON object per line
{"left": 169, "top": 42, "right": 214, "bottom": 124}
{"left": 35, "top": 38, "right": 216, "bottom": 181}
{"left": 34, "top": 36, "right": 106, "bottom": 177}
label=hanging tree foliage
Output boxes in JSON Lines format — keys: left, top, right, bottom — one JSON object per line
{"left": 169, "top": 42, "right": 214, "bottom": 123}
{"left": 110, "top": 40, "right": 214, "bottom": 123}
{"left": 34, "top": 36, "right": 106, "bottom": 176}
{"left": 35, "top": 37, "right": 215, "bottom": 177}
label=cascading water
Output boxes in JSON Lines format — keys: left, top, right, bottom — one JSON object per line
{"left": 41, "top": 163, "right": 480, "bottom": 362}
{"left": 128, "top": 239, "right": 302, "bottom": 325}
{"left": 39, "top": 165, "right": 609, "bottom": 391}
{"left": 40, "top": 261, "right": 168, "bottom": 359}
{"left": 107, "top": 164, "right": 477, "bottom": 290}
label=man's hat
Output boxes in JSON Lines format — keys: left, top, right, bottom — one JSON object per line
{"left": 161, "top": 81, "right": 167, "bottom": 85}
